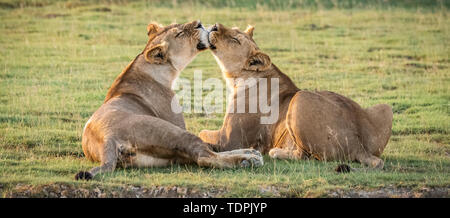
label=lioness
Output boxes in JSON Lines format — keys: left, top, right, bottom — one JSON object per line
{"left": 76, "top": 21, "right": 263, "bottom": 180}
{"left": 200, "top": 23, "right": 393, "bottom": 169}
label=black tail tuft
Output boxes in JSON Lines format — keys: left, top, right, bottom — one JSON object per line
{"left": 75, "top": 171, "right": 93, "bottom": 180}
{"left": 335, "top": 164, "right": 351, "bottom": 173}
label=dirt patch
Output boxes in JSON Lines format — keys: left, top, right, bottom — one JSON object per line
{"left": 259, "top": 185, "right": 285, "bottom": 197}
{"left": 5, "top": 183, "right": 227, "bottom": 198}
{"left": 328, "top": 187, "right": 449, "bottom": 198}
{"left": 4, "top": 183, "right": 448, "bottom": 198}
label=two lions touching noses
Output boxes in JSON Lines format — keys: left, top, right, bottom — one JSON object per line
{"left": 75, "top": 21, "right": 393, "bottom": 180}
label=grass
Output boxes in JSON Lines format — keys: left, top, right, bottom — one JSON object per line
{"left": 0, "top": 0, "right": 449, "bottom": 197}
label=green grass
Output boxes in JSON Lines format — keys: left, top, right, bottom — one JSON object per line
{"left": 0, "top": 0, "right": 449, "bottom": 197}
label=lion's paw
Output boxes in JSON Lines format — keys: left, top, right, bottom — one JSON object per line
{"left": 75, "top": 171, "right": 93, "bottom": 180}
{"left": 239, "top": 153, "right": 264, "bottom": 168}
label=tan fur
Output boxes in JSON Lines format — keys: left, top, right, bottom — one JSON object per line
{"left": 200, "top": 24, "right": 393, "bottom": 168}
{"left": 76, "top": 21, "right": 263, "bottom": 180}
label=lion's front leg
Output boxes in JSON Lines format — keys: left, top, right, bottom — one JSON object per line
{"left": 268, "top": 147, "right": 305, "bottom": 160}
{"left": 197, "top": 151, "right": 264, "bottom": 168}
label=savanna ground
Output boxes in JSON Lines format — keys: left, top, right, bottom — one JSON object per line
{"left": 0, "top": 0, "right": 449, "bottom": 197}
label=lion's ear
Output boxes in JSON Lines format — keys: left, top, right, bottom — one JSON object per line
{"left": 144, "top": 42, "right": 169, "bottom": 64}
{"left": 244, "top": 51, "right": 271, "bottom": 72}
{"left": 147, "top": 22, "right": 162, "bottom": 36}
{"left": 244, "top": 25, "right": 254, "bottom": 38}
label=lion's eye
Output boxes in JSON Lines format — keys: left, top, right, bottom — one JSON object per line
{"left": 230, "top": 37, "right": 241, "bottom": 45}
{"left": 175, "top": 31, "right": 184, "bottom": 38}
{"left": 250, "top": 59, "right": 262, "bottom": 66}
{"left": 156, "top": 53, "right": 164, "bottom": 59}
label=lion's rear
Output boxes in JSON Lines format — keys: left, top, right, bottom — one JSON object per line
{"left": 363, "top": 104, "right": 393, "bottom": 157}
{"left": 81, "top": 117, "right": 104, "bottom": 162}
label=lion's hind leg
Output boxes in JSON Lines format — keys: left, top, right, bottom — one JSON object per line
{"left": 363, "top": 104, "right": 393, "bottom": 157}
{"left": 122, "top": 115, "right": 264, "bottom": 170}
{"left": 199, "top": 130, "right": 220, "bottom": 145}
{"left": 269, "top": 128, "right": 307, "bottom": 160}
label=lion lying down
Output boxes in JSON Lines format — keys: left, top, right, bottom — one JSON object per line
{"left": 75, "top": 21, "right": 263, "bottom": 180}
{"left": 199, "top": 24, "right": 393, "bottom": 171}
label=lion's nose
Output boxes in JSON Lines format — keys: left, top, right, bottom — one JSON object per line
{"left": 195, "top": 21, "right": 203, "bottom": 29}
{"left": 210, "top": 24, "right": 218, "bottom": 32}
{"left": 197, "top": 42, "right": 207, "bottom": 50}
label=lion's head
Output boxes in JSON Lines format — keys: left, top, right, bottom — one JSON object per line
{"left": 144, "top": 20, "right": 209, "bottom": 72}
{"left": 207, "top": 23, "right": 271, "bottom": 78}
